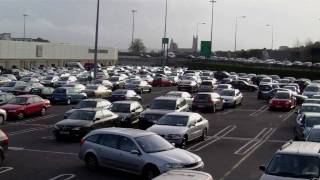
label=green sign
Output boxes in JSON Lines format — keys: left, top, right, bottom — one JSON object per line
{"left": 201, "top": 41, "right": 212, "bottom": 58}
{"left": 162, "top": 38, "right": 169, "bottom": 44}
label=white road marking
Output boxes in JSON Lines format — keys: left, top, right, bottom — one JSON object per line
{"left": 49, "top": 174, "right": 76, "bottom": 180}
{"left": 192, "top": 125, "right": 237, "bottom": 152}
{"left": 9, "top": 146, "right": 78, "bottom": 156}
{"left": 222, "top": 110, "right": 235, "bottom": 115}
{"left": 278, "top": 111, "right": 291, "bottom": 118}
{"left": 42, "top": 136, "right": 55, "bottom": 140}
{"left": 8, "top": 126, "right": 52, "bottom": 136}
{"left": 0, "top": 167, "right": 14, "bottom": 174}
{"left": 234, "top": 128, "right": 274, "bottom": 155}
{"left": 248, "top": 105, "right": 268, "bottom": 117}
{"left": 220, "top": 136, "right": 287, "bottom": 143}
{"left": 6, "top": 114, "right": 58, "bottom": 126}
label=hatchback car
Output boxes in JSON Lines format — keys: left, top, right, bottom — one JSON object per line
{"left": 64, "top": 99, "right": 112, "bottom": 118}
{"left": 269, "top": 91, "right": 296, "bottom": 111}
{"left": 192, "top": 92, "right": 224, "bottom": 112}
{"left": 54, "top": 108, "right": 119, "bottom": 139}
{"left": 294, "top": 112, "right": 320, "bottom": 140}
{"left": 303, "top": 84, "right": 320, "bottom": 98}
{"left": 147, "top": 112, "right": 209, "bottom": 148}
{"left": 0, "top": 130, "right": 8, "bottom": 166}
{"left": 0, "top": 95, "right": 51, "bottom": 120}
{"left": 198, "top": 80, "right": 216, "bottom": 92}
{"left": 125, "top": 80, "right": 152, "bottom": 94}
{"left": 111, "top": 101, "right": 144, "bottom": 127}
{"left": 230, "top": 80, "right": 258, "bottom": 92}
{"left": 220, "top": 89, "right": 243, "bottom": 108}
{"left": 79, "top": 128, "right": 204, "bottom": 179}
{"left": 110, "top": 89, "right": 142, "bottom": 102}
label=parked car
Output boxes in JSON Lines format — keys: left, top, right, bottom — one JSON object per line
{"left": 92, "top": 79, "right": 113, "bottom": 89}
{"left": 152, "top": 77, "right": 172, "bottom": 87}
{"left": 294, "top": 112, "right": 320, "bottom": 140}
{"left": 54, "top": 108, "right": 119, "bottom": 139}
{"left": 230, "top": 80, "right": 258, "bottom": 92}
{"left": 110, "top": 89, "right": 142, "bottom": 102}
{"left": 220, "top": 89, "right": 243, "bottom": 108}
{"left": 165, "top": 91, "right": 194, "bottom": 107}
{"left": 11, "top": 83, "right": 43, "bottom": 95}
{"left": 198, "top": 80, "right": 216, "bottom": 92}
{"left": 305, "top": 125, "right": 320, "bottom": 142}
{"left": 79, "top": 128, "right": 204, "bottom": 179}
{"left": 0, "top": 93, "right": 15, "bottom": 106}
{"left": 140, "top": 96, "right": 189, "bottom": 129}
{"left": 64, "top": 99, "right": 112, "bottom": 118}
{"left": 148, "top": 112, "right": 209, "bottom": 148}
{"left": 216, "top": 84, "right": 232, "bottom": 93}
{"left": 153, "top": 170, "right": 213, "bottom": 180}
{"left": 178, "top": 80, "right": 198, "bottom": 93}
{"left": 54, "top": 76, "right": 77, "bottom": 87}
{"left": 40, "top": 75, "right": 59, "bottom": 87}
{"left": 259, "top": 141, "right": 320, "bottom": 180}
{"left": 109, "top": 76, "right": 126, "bottom": 90}
{"left": 51, "top": 87, "right": 87, "bottom": 105}
{"left": 83, "top": 84, "right": 112, "bottom": 99}
{"left": 0, "top": 81, "right": 27, "bottom": 92}
{"left": 257, "top": 84, "right": 279, "bottom": 100}
{"left": 30, "top": 87, "right": 55, "bottom": 100}
{"left": 111, "top": 101, "right": 144, "bottom": 127}
{"left": 192, "top": 92, "right": 224, "bottom": 112}
{"left": 303, "top": 84, "right": 320, "bottom": 98}
{"left": 0, "top": 130, "right": 8, "bottom": 165}
{"left": 0, "top": 95, "right": 51, "bottom": 120}
{"left": 62, "top": 83, "right": 86, "bottom": 92}
{"left": 268, "top": 91, "right": 296, "bottom": 111}
{"left": 125, "top": 80, "right": 152, "bottom": 94}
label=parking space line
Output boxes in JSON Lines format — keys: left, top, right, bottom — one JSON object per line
{"left": 189, "top": 125, "right": 237, "bottom": 152}
{"left": 49, "top": 174, "right": 76, "bottom": 180}
{"left": 220, "top": 136, "right": 287, "bottom": 143}
{"left": 9, "top": 146, "right": 78, "bottom": 156}
{"left": 234, "top": 128, "right": 273, "bottom": 155}
{"left": 248, "top": 105, "right": 268, "bottom": 117}
{"left": 0, "top": 167, "right": 14, "bottom": 174}
{"left": 6, "top": 114, "right": 58, "bottom": 126}
{"left": 8, "top": 126, "right": 52, "bottom": 136}
{"left": 278, "top": 111, "right": 292, "bottom": 118}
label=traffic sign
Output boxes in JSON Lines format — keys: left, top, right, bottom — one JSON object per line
{"left": 201, "top": 41, "right": 212, "bottom": 58}
{"left": 162, "top": 38, "right": 169, "bottom": 44}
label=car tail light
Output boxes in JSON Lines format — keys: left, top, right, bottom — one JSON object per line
{"left": 80, "top": 138, "right": 85, "bottom": 146}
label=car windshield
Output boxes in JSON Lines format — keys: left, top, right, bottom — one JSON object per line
{"left": 300, "top": 106, "right": 320, "bottom": 113}
{"left": 68, "top": 110, "right": 95, "bottom": 121}
{"left": 201, "top": 81, "right": 212, "bottom": 86}
{"left": 266, "top": 154, "right": 320, "bottom": 179}
{"left": 157, "top": 115, "right": 189, "bottom": 126}
{"left": 2, "top": 82, "right": 16, "bottom": 87}
{"left": 305, "top": 86, "right": 320, "bottom": 92}
{"left": 44, "top": 76, "right": 53, "bottom": 80}
{"left": 110, "top": 77, "right": 119, "bottom": 82}
{"left": 275, "top": 92, "right": 290, "bottom": 99}
{"left": 260, "top": 85, "right": 272, "bottom": 91}
{"left": 195, "top": 94, "right": 210, "bottom": 100}
{"left": 131, "top": 81, "right": 141, "bottom": 85}
{"left": 135, "top": 134, "right": 174, "bottom": 153}
{"left": 76, "top": 101, "right": 97, "bottom": 109}
{"left": 112, "top": 90, "right": 127, "bottom": 95}
{"left": 306, "top": 117, "right": 320, "bottom": 127}
{"left": 150, "top": 100, "right": 176, "bottom": 110}
{"left": 307, "top": 129, "right": 320, "bottom": 142}
{"left": 220, "top": 90, "right": 235, "bottom": 96}
{"left": 8, "top": 97, "right": 28, "bottom": 105}
{"left": 86, "top": 86, "right": 98, "bottom": 90}
{"left": 111, "top": 103, "right": 130, "bottom": 113}
{"left": 218, "top": 85, "right": 228, "bottom": 89}
{"left": 59, "top": 77, "right": 69, "bottom": 81}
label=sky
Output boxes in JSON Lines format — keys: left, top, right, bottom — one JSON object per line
{"left": 0, "top": 0, "right": 320, "bottom": 51}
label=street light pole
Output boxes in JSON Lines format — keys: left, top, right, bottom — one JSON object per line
{"left": 23, "top": 14, "right": 28, "bottom": 41}
{"left": 266, "top": 24, "right": 274, "bottom": 50}
{"left": 162, "top": 0, "right": 168, "bottom": 66}
{"left": 209, "top": 0, "right": 216, "bottom": 51}
{"left": 234, "top": 16, "right": 246, "bottom": 57}
{"left": 93, "top": 0, "right": 100, "bottom": 80}
{"left": 131, "top": 9, "right": 137, "bottom": 46}
{"left": 196, "top": 22, "right": 206, "bottom": 51}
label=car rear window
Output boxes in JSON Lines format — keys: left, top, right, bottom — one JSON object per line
{"left": 54, "top": 88, "right": 66, "bottom": 93}
{"left": 195, "top": 94, "right": 210, "bottom": 100}
{"left": 201, "top": 81, "right": 212, "bottom": 86}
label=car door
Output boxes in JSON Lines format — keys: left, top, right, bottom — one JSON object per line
{"left": 97, "top": 134, "right": 122, "bottom": 168}
{"left": 194, "top": 116, "right": 205, "bottom": 139}
{"left": 25, "top": 97, "right": 37, "bottom": 115}
{"left": 116, "top": 136, "right": 145, "bottom": 173}
{"left": 101, "top": 110, "right": 115, "bottom": 127}
{"left": 93, "top": 110, "right": 105, "bottom": 129}
{"left": 188, "top": 118, "right": 198, "bottom": 141}
{"left": 33, "top": 96, "right": 44, "bottom": 113}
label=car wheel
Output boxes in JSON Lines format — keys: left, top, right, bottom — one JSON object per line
{"left": 142, "top": 166, "right": 160, "bottom": 180}
{"left": 85, "top": 154, "right": 99, "bottom": 171}
{"left": 148, "top": 88, "right": 152, "bottom": 93}
{"left": 140, "top": 89, "right": 143, "bottom": 94}
{"left": 17, "top": 112, "right": 24, "bottom": 120}
{"left": 201, "top": 128, "right": 208, "bottom": 141}
{"left": 233, "top": 102, "right": 237, "bottom": 108}
{"left": 0, "top": 116, "right": 4, "bottom": 125}
{"left": 180, "top": 136, "right": 188, "bottom": 148}
{"left": 40, "top": 108, "right": 46, "bottom": 116}
{"left": 66, "top": 99, "right": 71, "bottom": 105}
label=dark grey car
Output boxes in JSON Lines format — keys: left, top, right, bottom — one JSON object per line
{"left": 111, "top": 101, "right": 144, "bottom": 127}
{"left": 64, "top": 99, "right": 112, "bottom": 118}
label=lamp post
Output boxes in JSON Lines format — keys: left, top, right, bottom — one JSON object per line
{"left": 23, "top": 14, "right": 28, "bottom": 41}
{"left": 196, "top": 22, "right": 206, "bottom": 51}
{"left": 234, "top": 16, "right": 246, "bottom": 56}
{"left": 161, "top": 0, "right": 168, "bottom": 66}
{"left": 131, "top": 9, "right": 137, "bottom": 46}
{"left": 266, "top": 24, "right": 274, "bottom": 50}
{"left": 209, "top": 0, "right": 216, "bottom": 51}
{"left": 93, "top": 0, "right": 100, "bottom": 80}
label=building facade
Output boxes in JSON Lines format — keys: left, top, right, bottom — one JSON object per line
{"left": 0, "top": 40, "right": 118, "bottom": 69}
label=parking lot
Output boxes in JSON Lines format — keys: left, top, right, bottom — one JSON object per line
{"left": 0, "top": 86, "right": 295, "bottom": 180}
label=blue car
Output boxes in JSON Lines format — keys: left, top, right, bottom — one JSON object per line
{"left": 52, "top": 87, "right": 87, "bottom": 104}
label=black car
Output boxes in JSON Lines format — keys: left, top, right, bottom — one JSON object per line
{"left": 53, "top": 108, "right": 119, "bottom": 140}
{"left": 0, "top": 93, "right": 15, "bottom": 106}
{"left": 214, "top": 71, "right": 230, "bottom": 81}
{"left": 230, "top": 80, "right": 258, "bottom": 92}
{"left": 30, "top": 87, "right": 55, "bottom": 100}
{"left": 110, "top": 89, "right": 142, "bottom": 102}
{"left": 0, "top": 130, "right": 8, "bottom": 165}
{"left": 111, "top": 101, "right": 144, "bottom": 127}
{"left": 257, "top": 84, "right": 279, "bottom": 100}
{"left": 294, "top": 78, "right": 311, "bottom": 92}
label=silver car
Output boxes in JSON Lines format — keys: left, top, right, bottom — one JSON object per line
{"left": 220, "top": 89, "right": 243, "bottom": 108}
{"left": 147, "top": 112, "right": 209, "bottom": 148}
{"left": 79, "top": 128, "right": 204, "bottom": 179}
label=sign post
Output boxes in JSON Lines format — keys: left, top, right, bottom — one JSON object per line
{"left": 201, "top": 41, "right": 212, "bottom": 59}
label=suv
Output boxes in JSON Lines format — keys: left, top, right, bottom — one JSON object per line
{"left": 259, "top": 141, "right": 320, "bottom": 180}
{"left": 79, "top": 128, "right": 204, "bottom": 179}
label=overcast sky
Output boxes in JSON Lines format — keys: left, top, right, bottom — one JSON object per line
{"left": 0, "top": 0, "right": 320, "bottom": 51}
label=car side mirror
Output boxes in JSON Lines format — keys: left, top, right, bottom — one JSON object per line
{"left": 259, "top": 165, "right": 266, "bottom": 172}
{"left": 94, "top": 118, "right": 100, "bottom": 121}
{"left": 130, "top": 150, "right": 141, "bottom": 155}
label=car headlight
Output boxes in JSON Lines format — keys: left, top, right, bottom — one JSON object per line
{"left": 72, "top": 127, "right": 82, "bottom": 131}
{"left": 164, "top": 163, "right": 184, "bottom": 169}
{"left": 167, "top": 134, "right": 182, "bottom": 139}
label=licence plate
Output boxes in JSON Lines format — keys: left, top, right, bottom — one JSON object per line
{"left": 59, "top": 131, "right": 69, "bottom": 135}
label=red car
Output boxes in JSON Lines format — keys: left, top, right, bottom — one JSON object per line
{"left": 152, "top": 77, "right": 172, "bottom": 87}
{"left": 0, "top": 95, "right": 51, "bottom": 120}
{"left": 269, "top": 91, "right": 296, "bottom": 111}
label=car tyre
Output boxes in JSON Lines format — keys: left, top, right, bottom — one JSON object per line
{"left": 142, "top": 165, "right": 160, "bottom": 180}
{"left": 66, "top": 99, "right": 71, "bottom": 105}
{"left": 179, "top": 135, "right": 188, "bottom": 148}
{"left": 0, "top": 116, "right": 4, "bottom": 125}
{"left": 148, "top": 88, "right": 152, "bottom": 93}
{"left": 85, "top": 154, "right": 99, "bottom": 171}
{"left": 40, "top": 108, "right": 46, "bottom": 116}
{"left": 17, "top": 112, "right": 24, "bottom": 120}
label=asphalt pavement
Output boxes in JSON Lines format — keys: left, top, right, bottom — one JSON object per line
{"left": 0, "top": 86, "right": 296, "bottom": 180}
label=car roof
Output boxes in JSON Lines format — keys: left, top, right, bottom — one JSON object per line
{"left": 279, "top": 141, "right": 320, "bottom": 156}
{"left": 113, "top": 100, "right": 137, "bottom": 104}
{"left": 82, "top": 98, "right": 108, "bottom": 102}
{"left": 155, "top": 96, "right": 181, "bottom": 101}
{"left": 301, "top": 103, "right": 320, "bottom": 107}
{"left": 16, "top": 95, "right": 38, "bottom": 98}
{"left": 166, "top": 112, "right": 198, "bottom": 117}
{"left": 303, "top": 112, "right": 320, "bottom": 117}
{"left": 92, "top": 127, "right": 154, "bottom": 138}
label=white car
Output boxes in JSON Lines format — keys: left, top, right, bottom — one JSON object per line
{"left": 220, "top": 89, "right": 243, "bottom": 107}
{"left": 303, "top": 84, "right": 320, "bottom": 98}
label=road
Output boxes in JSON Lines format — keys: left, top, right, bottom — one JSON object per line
{"left": 0, "top": 86, "right": 296, "bottom": 180}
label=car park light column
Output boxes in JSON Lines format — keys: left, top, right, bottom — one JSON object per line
{"left": 266, "top": 24, "right": 274, "bottom": 50}
{"left": 234, "top": 16, "right": 246, "bottom": 57}
{"left": 93, "top": 0, "right": 100, "bottom": 80}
